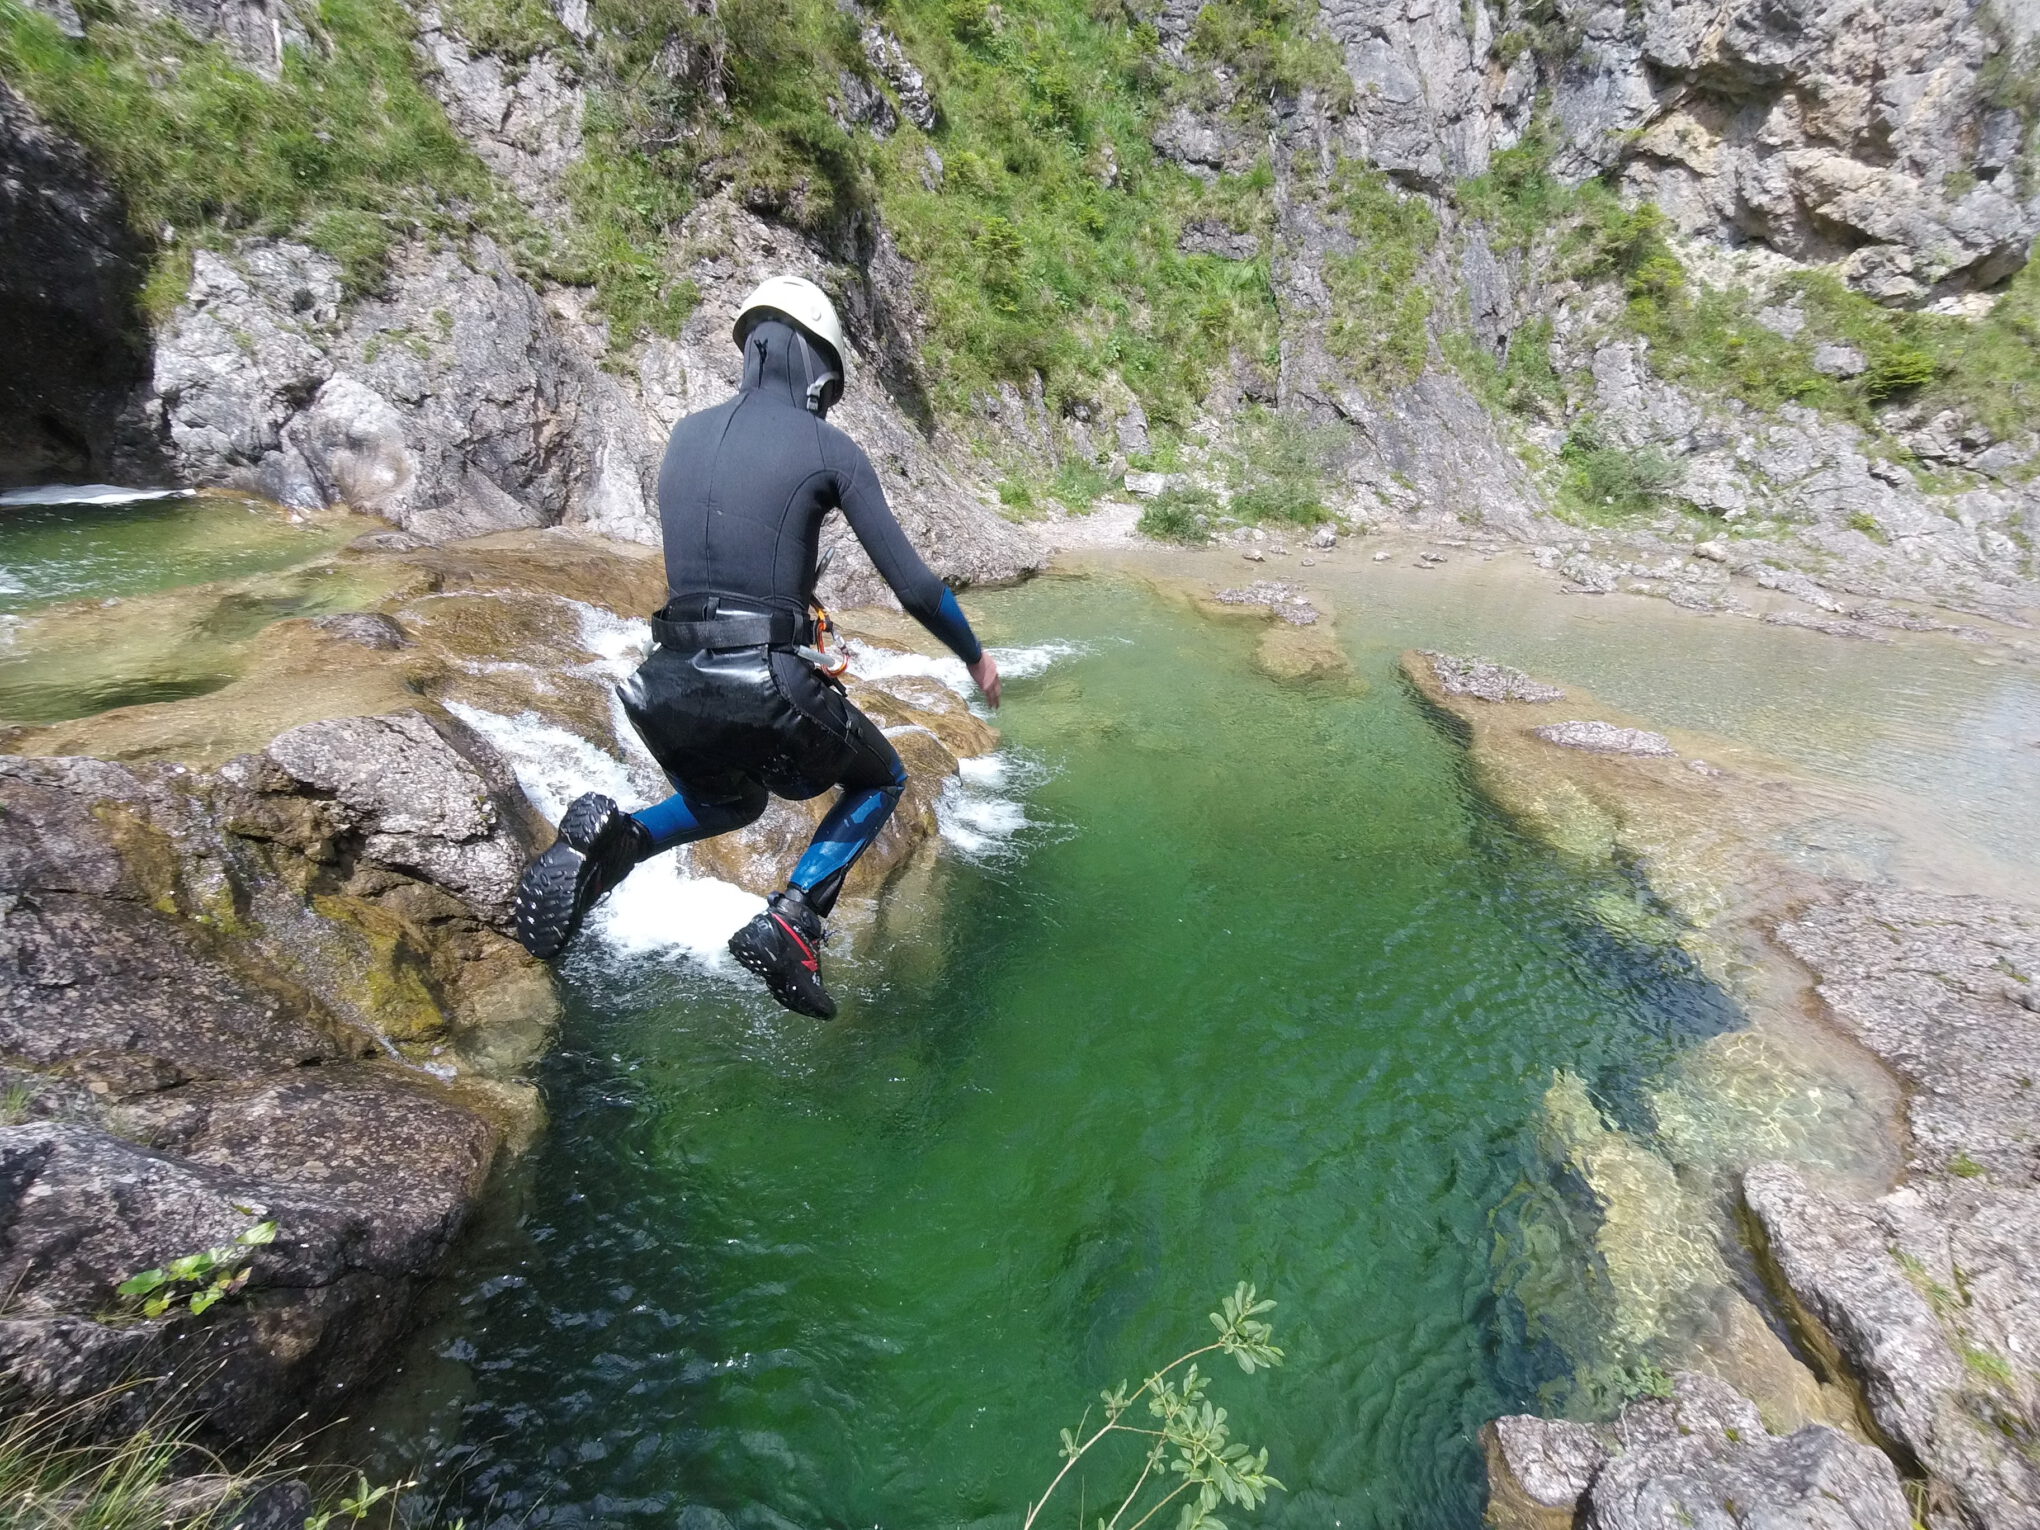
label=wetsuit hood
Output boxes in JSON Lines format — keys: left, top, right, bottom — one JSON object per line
{"left": 740, "top": 318, "right": 843, "bottom": 416}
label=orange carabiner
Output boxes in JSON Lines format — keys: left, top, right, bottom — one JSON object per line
{"left": 809, "top": 602, "right": 851, "bottom": 678}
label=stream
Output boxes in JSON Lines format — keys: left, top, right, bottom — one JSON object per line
{"left": 358, "top": 573, "right": 1783, "bottom": 1530}
{"left": 4, "top": 495, "right": 2036, "bottom": 1529}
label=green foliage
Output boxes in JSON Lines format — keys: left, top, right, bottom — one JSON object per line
{"left": 1323, "top": 161, "right": 1438, "bottom": 392}
{"left": 1454, "top": 123, "right": 2040, "bottom": 440}
{"left": 0, "top": 1080, "right": 37, "bottom": 1126}
{"left": 873, "top": 3, "right": 1283, "bottom": 418}
{"left": 1047, "top": 456, "right": 1116, "bottom": 512}
{"left": 1024, "top": 1284, "right": 1286, "bottom": 1530}
{"left": 1950, "top": 1151, "right": 1989, "bottom": 1179}
{"left": 1557, "top": 416, "right": 1682, "bottom": 521}
{"left": 997, "top": 475, "right": 1045, "bottom": 521}
{"left": 1965, "top": 1345, "right": 2019, "bottom": 1390}
{"left": 1455, "top": 122, "right": 1573, "bottom": 251}
{"left": 1138, "top": 485, "right": 1220, "bottom": 542}
{"left": 115, "top": 1219, "right": 277, "bottom": 1320}
{"left": 1446, "top": 316, "right": 1566, "bottom": 419}
{"left": 1223, "top": 407, "right": 1339, "bottom": 524}
{"left": 0, "top": 1398, "right": 449, "bottom": 1530}
{"left": 1183, "top": 0, "right": 1348, "bottom": 115}
{"left": 304, "top": 1473, "right": 420, "bottom": 1530}
{"left": 0, "top": 0, "right": 503, "bottom": 297}
{"left": 440, "top": 0, "right": 567, "bottom": 65}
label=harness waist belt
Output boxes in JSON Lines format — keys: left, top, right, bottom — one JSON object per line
{"left": 652, "top": 610, "right": 812, "bottom": 651}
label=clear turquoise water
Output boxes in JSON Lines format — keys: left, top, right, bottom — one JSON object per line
{"left": 0, "top": 491, "right": 352, "bottom": 614}
{"left": 368, "top": 574, "right": 1738, "bottom": 1530}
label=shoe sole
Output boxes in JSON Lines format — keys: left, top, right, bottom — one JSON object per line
{"left": 728, "top": 920, "right": 836, "bottom": 1019}
{"left": 512, "top": 794, "right": 620, "bottom": 960}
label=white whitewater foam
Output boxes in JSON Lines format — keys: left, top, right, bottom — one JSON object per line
{"left": 450, "top": 616, "right": 1081, "bottom": 958}
{"left": 443, "top": 699, "right": 763, "bottom": 965}
{"left": 0, "top": 484, "right": 195, "bottom": 508}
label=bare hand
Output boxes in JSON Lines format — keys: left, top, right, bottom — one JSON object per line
{"left": 968, "top": 651, "right": 1002, "bottom": 710}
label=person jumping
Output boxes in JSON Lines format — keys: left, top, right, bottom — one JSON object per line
{"left": 510, "top": 275, "right": 1001, "bottom": 1018}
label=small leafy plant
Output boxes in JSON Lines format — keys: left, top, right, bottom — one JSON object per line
{"left": 1025, "top": 1283, "right": 1286, "bottom": 1530}
{"left": 116, "top": 1219, "right": 278, "bottom": 1319}
{"left": 304, "top": 1473, "right": 425, "bottom": 1530}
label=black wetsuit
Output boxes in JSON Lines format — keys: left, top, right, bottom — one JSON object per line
{"left": 616, "top": 319, "right": 984, "bottom": 915}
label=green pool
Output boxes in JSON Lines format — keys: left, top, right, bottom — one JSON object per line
{"left": 364, "top": 573, "right": 1738, "bottom": 1529}
{"left": 0, "top": 488, "right": 354, "bottom": 614}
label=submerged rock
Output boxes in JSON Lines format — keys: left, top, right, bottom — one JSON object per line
{"left": 1419, "top": 652, "right": 1564, "bottom": 704}
{"left": 1533, "top": 721, "right": 1677, "bottom": 757}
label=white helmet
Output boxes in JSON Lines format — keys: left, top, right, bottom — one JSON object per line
{"left": 732, "top": 274, "right": 850, "bottom": 381}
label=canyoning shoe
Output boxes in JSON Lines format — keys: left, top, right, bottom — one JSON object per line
{"left": 513, "top": 793, "right": 652, "bottom": 960}
{"left": 728, "top": 890, "right": 836, "bottom": 1019}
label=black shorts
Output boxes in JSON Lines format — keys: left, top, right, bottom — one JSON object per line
{"left": 616, "top": 643, "right": 905, "bottom": 806}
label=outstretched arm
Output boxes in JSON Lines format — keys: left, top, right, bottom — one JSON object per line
{"left": 835, "top": 441, "right": 1001, "bottom": 707}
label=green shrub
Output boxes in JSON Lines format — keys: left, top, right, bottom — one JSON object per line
{"left": 1184, "top": 0, "right": 1347, "bottom": 114}
{"left": 1048, "top": 457, "right": 1115, "bottom": 512}
{"left": 996, "top": 476, "right": 1042, "bottom": 520}
{"left": 1864, "top": 341, "right": 1939, "bottom": 400}
{"left": 1138, "top": 485, "right": 1220, "bottom": 541}
{"left": 1558, "top": 417, "right": 1683, "bottom": 519}
{"left": 1024, "top": 1284, "right": 1285, "bottom": 1530}
{"left": 1223, "top": 407, "right": 1339, "bottom": 523}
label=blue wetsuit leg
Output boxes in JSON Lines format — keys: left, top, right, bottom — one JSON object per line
{"left": 787, "top": 755, "right": 909, "bottom": 916}
{"left": 631, "top": 776, "right": 769, "bottom": 852}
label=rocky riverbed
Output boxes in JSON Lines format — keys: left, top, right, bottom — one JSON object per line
{"left": 1397, "top": 646, "right": 2040, "bottom": 1530}
{"left": 0, "top": 525, "right": 996, "bottom": 1453}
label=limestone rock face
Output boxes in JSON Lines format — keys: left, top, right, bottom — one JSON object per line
{"left": 151, "top": 238, "right": 659, "bottom": 543}
{"left": 1487, "top": 1375, "right": 1911, "bottom": 1530}
{"left": 1745, "top": 1164, "right": 2040, "bottom": 1530}
{"left": 0, "top": 719, "right": 547, "bottom": 1444}
{"left": 1600, "top": 0, "right": 2039, "bottom": 303}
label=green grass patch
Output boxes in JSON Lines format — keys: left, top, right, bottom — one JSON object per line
{"left": 1181, "top": 0, "right": 1349, "bottom": 118}
{"left": 1137, "top": 483, "right": 1219, "bottom": 541}
{"left": 0, "top": 0, "right": 508, "bottom": 298}
{"left": 1445, "top": 315, "right": 1566, "bottom": 419}
{"left": 1965, "top": 1344, "right": 2019, "bottom": 1390}
{"left": 1556, "top": 415, "right": 1682, "bottom": 521}
{"left": 1223, "top": 406, "right": 1339, "bottom": 524}
{"left": 1323, "top": 160, "right": 1438, "bottom": 392}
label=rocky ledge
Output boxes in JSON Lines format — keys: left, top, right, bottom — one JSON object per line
{"left": 1402, "top": 651, "right": 2040, "bottom": 1530}
{"left": 0, "top": 527, "right": 993, "bottom": 1450}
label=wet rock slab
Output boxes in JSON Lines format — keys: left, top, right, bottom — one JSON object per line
{"left": 1486, "top": 1374, "right": 1910, "bottom": 1530}
{"left": 1209, "top": 579, "right": 1321, "bottom": 625}
{"left": 1534, "top": 720, "right": 1677, "bottom": 757}
{"left": 1418, "top": 651, "right": 1564, "bottom": 704}
{"left": 0, "top": 715, "right": 541, "bottom": 1443}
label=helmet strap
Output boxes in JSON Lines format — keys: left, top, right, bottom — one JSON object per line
{"left": 792, "top": 330, "right": 842, "bottom": 416}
